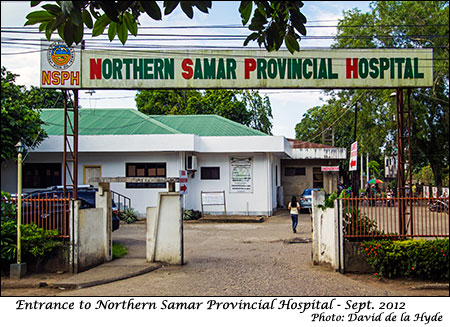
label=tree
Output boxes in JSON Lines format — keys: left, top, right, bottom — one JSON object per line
{"left": 25, "top": 87, "right": 74, "bottom": 109}
{"left": 136, "top": 89, "right": 273, "bottom": 134}
{"left": 1, "top": 67, "right": 47, "bottom": 162}
{"left": 296, "top": 1, "right": 449, "bottom": 185}
{"left": 296, "top": 89, "right": 396, "bottom": 184}
{"left": 241, "top": 90, "right": 273, "bottom": 134}
{"left": 368, "top": 160, "right": 381, "bottom": 179}
{"left": 25, "top": 1, "right": 307, "bottom": 54}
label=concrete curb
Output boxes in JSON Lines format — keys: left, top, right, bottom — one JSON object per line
{"left": 52, "top": 263, "right": 162, "bottom": 290}
{"left": 1, "top": 262, "right": 163, "bottom": 290}
{"left": 186, "top": 217, "right": 265, "bottom": 223}
{"left": 409, "top": 283, "right": 449, "bottom": 291}
{"left": 1, "top": 282, "right": 49, "bottom": 289}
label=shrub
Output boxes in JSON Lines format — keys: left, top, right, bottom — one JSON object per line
{"left": 1, "top": 191, "right": 16, "bottom": 222}
{"left": 361, "top": 238, "right": 449, "bottom": 281}
{"left": 1, "top": 220, "right": 17, "bottom": 264}
{"left": 319, "top": 190, "right": 351, "bottom": 210}
{"left": 319, "top": 191, "right": 338, "bottom": 209}
{"left": 1, "top": 220, "right": 60, "bottom": 272}
{"left": 343, "top": 205, "right": 385, "bottom": 238}
{"left": 183, "top": 209, "right": 202, "bottom": 220}
{"left": 112, "top": 242, "right": 127, "bottom": 259}
{"left": 118, "top": 208, "right": 138, "bottom": 224}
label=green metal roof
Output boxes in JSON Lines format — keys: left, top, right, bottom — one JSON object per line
{"left": 149, "top": 114, "right": 267, "bottom": 136}
{"left": 40, "top": 109, "right": 267, "bottom": 136}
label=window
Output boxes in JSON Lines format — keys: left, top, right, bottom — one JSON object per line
{"left": 23, "top": 163, "right": 61, "bottom": 188}
{"left": 201, "top": 167, "right": 220, "bottom": 180}
{"left": 126, "top": 163, "right": 166, "bottom": 188}
{"left": 284, "top": 167, "right": 306, "bottom": 176}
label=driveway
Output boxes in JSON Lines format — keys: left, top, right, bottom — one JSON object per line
{"left": 57, "top": 211, "right": 446, "bottom": 297}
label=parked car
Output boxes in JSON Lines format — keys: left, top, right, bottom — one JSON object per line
{"left": 24, "top": 186, "right": 120, "bottom": 231}
{"left": 299, "top": 188, "right": 322, "bottom": 211}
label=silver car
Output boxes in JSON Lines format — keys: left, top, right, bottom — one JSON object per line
{"left": 299, "top": 188, "right": 322, "bottom": 211}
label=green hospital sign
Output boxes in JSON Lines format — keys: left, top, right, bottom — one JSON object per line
{"left": 40, "top": 43, "right": 433, "bottom": 89}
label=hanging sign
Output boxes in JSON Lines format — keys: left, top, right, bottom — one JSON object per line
{"left": 40, "top": 42, "right": 433, "bottom": 89}
{"left": 349, "top": 142, "right": 358, "bottom": 171}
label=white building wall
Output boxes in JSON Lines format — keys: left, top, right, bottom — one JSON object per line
{"left": 2, "top": 151, "right": 279, "bottom": 216}
{"left": 79, "top": 152, "right": 181, "bottom": 215}
{"left": 1, "top": 152, "right": 182, "bottom": 215}
{"left": 185, "top": 153, "right": 273, "bottom": 215}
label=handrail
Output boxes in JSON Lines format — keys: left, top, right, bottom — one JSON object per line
{"left": 111, "top": 190, "right": 132, "bottom": 212}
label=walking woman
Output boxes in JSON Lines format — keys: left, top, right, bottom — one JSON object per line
{"left": 288, "top": 195, "right": 301, "bottom": 233}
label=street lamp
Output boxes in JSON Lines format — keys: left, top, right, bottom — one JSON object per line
{"left": 10, "top": 141, "right": 26, "bottom": 279}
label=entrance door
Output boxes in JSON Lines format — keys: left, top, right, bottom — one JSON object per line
{"left": 313, "top": 167, "right": 324, "bottom": 188}
{"left": 83, "top": 165, "right": 102, "bottom": 186}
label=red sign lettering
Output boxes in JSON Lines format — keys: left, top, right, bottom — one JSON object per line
{"left": 181, "top": 59, "right": 193, "bottom": 79}
{"left": 244, "top": 58, "right": 256, "bottom": 79}
{"left": 346, "top": 58, "right": 358, "bottom": 79}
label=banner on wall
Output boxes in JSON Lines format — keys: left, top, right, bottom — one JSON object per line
{"left": 41, "top": 41, "right": 434, "bottom": 89}
{"left": 230, "top": 157, "right": 253, "bottom": 193}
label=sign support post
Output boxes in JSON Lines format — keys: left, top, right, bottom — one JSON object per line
{"left": 351, "top": 102, "right": 359, "bottom": 197}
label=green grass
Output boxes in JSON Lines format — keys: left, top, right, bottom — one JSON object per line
{"left": 112, "top": 242, "right": 128, "bottom": 260}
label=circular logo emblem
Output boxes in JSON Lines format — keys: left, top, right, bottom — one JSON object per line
{"left": 47, "top": 41, "right": 75, "bottom": 70}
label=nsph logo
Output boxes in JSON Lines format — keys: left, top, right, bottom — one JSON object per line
{"left": 47, "top": 41, "right": 75, "bottom": 70}
{"left": 41, "top": 40, "right": 80, "bottom": 87}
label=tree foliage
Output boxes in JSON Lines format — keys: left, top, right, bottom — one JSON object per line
{"left": 1, "top": 67, "right": 71, "bottom": 162}
{"left": 1, "top": 67, "right": 47, "bottom": 162}
{"left": 295, "top": 1, "right": 449, "bottom": 185}
{"left": 25, "top": 1, "right": 307, "bottom": 53}
{"left": 25, "top": 87, "right": 74, "bottom": 109}
{"left": 136, "top": 89, "right": 273, "bottom": 134}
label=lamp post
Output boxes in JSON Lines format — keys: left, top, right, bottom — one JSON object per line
{"left": 10, "top": 141, "right": 26, "bottom": 279}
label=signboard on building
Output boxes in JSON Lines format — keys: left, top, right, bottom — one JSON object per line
{"left": 349, "top": 142, "right": 358, "bottom": 171}
{"left": 321, "top": 166, "right": 339, "bottom": 172}
{"left": 40, "top": 40, "right": 81, "bottom": 88}
{"left": 41, "top": 42, "right": 433, "bottom": 89}
{"left": 230, "top": 157, "right": 253, "bottom": 193}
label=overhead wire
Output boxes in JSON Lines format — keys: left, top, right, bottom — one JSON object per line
{"left": 305, "top": 90, "right": 368, "bottom": 143}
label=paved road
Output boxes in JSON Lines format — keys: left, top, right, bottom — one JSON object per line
{"left": 58, "top": 211, "right": 446, "bottom": 297}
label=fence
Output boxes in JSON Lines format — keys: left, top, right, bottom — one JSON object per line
{"left": 342, "top": 196, "right": 449, "bottom": 239}
{"left": 2, "top": 196, "right": 72, "bottom": 238}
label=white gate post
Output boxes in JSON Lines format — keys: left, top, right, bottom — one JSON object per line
{"left": 146, "top": 192, "right": 183, "bottom": 265}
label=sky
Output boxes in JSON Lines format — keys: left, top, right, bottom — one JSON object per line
{"left": 1, "top": 1, "right": 371, "bottom": 138}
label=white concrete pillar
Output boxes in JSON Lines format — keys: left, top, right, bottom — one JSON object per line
{"left": 96, "top": 182, "right": 112, "bottom": 261}
{"left": 311, "top": 190, "right": 325, "bottom": 265}
{"left": 146, "top": 192, "right": 183, "bottom": 265}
